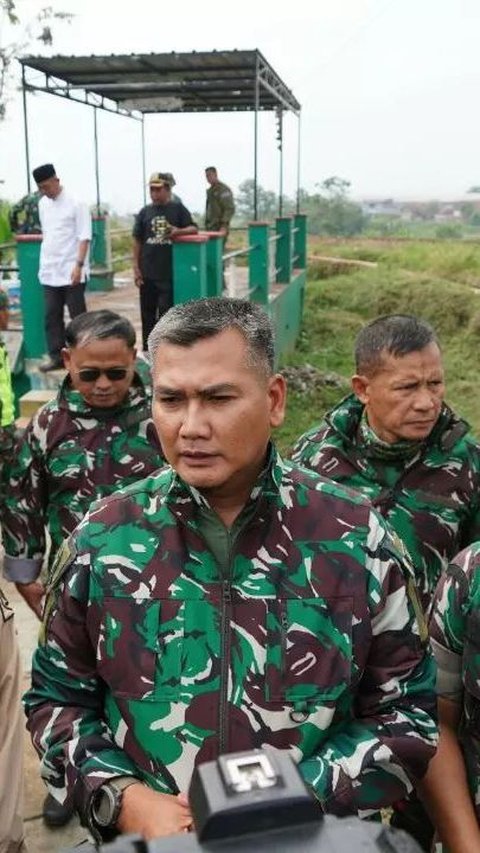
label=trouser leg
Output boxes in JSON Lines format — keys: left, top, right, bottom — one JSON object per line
{"left": 0, "top": 593, "right": 26, "bottom": 853}
{"left": 65, "top": 282, "right": 87, "bottom": 320}
{"left": 140, "top": 278, "right": 163, "bottom": 351}
{"left": 43, "top": 286, "right": 66, "bottom": 360}
{"left": 155, "top": 280, "right": 174, "bottom": 321}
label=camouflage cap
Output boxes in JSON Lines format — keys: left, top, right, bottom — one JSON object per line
{"left": 148, "top": 172, "right": 175, "bottom": 188}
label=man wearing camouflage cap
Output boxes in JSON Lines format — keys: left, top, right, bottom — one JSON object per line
{"left": 132, "top": 172, "right": 197, "bottom": 351}
{"left": 25, "top": 297, "right": 437, "bottom": 843}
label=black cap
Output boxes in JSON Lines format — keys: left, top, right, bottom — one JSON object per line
{"left": 32, "top": 163, "right": 56, "bottom": 184}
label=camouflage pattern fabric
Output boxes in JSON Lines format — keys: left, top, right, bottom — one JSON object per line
{"left": 291, "top": 394, "right": 480, "bottom": 612}
{"left": 0, "top": 288, "right": 9, "bottom": 310}
{"left": 205, "top": 181, "right": 235, "bottom": 233}
{"left": 2, "top": 372, "right": 164, "bottom": 581}
{"left": 429, "top": 543, "right": 480, "bottom": 818}
{"left": 24, "top": 449, "right": 437, "bottom": 829}
{"left": 9, "top": 192, "right": 41, "bottom": 235}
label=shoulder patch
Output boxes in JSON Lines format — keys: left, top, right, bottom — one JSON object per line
{"left": 407, "top": 577, "right": 429, "bottom": 645}
{"left": 40, "top": 538, "right": 77, "bottom": 645}
{"left": 47, "top": 537, "right": 77, "bottom": 591}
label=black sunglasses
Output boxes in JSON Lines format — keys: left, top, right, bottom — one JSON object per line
{"left": 77, "top": 367, "right": 129, "bottom": 382}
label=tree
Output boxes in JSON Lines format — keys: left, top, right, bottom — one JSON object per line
{"left": 307, "top": 176, "right": 365, "bottom": 237}
{"left": 0, "top": 1, "right": 72, "bottom": 119}
{"left": 235, "top": 179, "right": 278, "bottom": 223}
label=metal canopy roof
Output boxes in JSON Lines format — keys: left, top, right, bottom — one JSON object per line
{"left": 19, "top": 49, "right": 301, "bottom": 117}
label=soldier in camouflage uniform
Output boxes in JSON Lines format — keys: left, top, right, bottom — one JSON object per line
{"left": 419, "top": 545, "right": 480, "bottom": 852}
{"left": 205, "top": 167, "right": 235, "bottom": 238}
{"left": 291, "top": 313, "right": 480, "bottom": 850}
{"left": 292, "top": 314, "right": 480, "bottom": 616}
{"left": 3, "top": 309, "right": 164, "bottom": 828}
{"left": 9, "top": 191, "right": 41, "bottom": 234}
{"left": 24, "top": 298, "right": 437, "bottom": 842}
{"left": 2, "top": 308, "right": 164, "bottom": 613}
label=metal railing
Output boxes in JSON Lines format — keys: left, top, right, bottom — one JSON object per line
{"left": 223, "top": 244, "right": 255, "bottom": 298}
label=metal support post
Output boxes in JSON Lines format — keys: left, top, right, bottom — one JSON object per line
{"left": 22, "top": 68, "right": 31, "bottom": 193}
{"left": 93, "top": 106, "right": 101, "bottom": 214}
{"left": 275, "top": 217, "right": 293, "bottom": 283}
{"left": 253, "top": 55, "right": 260, "bottom": 221}
{"left": 141, "top": 115, "right": 147, "bottom": 205}
{"left": 248, "top": 223, "right": 269, "bottom": 305}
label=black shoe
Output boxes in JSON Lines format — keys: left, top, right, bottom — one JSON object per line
{"left": 42, "top": 792, "right": 73, "bottom": 827}
{"left": 39, "top": 358, "right": 63, "bottom": 373}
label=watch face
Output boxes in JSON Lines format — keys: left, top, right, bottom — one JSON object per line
{"left": 93, "top": 784, "right": 117, "bottom": 827}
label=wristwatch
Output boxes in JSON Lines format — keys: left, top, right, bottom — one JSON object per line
{"left": 91, "top": 776, "right": 140, "bottom": 830}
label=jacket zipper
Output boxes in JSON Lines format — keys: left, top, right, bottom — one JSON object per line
{"left": 219, "top": 576, "right": 232, "bottom": 753}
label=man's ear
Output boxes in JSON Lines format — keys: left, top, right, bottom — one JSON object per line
{"left": 268, "top": 373, "right": 287, "bottom": 429}
{"left": 351, "top": 374, "right": 369, "bottom": 405}
{"left": 61, "top": 347, "right": 71, "bottom": 370}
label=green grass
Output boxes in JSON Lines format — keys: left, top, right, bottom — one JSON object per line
{"left": 275, "top": 240, "right": 480, "bottom": 455}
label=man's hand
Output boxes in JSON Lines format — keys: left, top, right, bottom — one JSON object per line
{"left": 15, "top": 581, "right": 45, "bottom": 619}
{"left": 117, "top": 785, "right": 192, "bottom": 840}
{"left": 70, "top": 263, "right": 82, "bottom": 286}
{"left": 134, "top": 267, "right": 143, "bottom": 289}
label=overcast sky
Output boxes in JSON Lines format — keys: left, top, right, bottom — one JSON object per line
{"left": 0, "top": 0, "right": 478, "bottom": 214}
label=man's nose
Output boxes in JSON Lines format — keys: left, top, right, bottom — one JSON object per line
{"left": 412, "top": 387, "right": 436, "bottom": 410}
{"left": 179, "top": 401, "right": 210, "bottom": 437}
{"left": 95, "top": 372, "right": 112, "bottom": 389}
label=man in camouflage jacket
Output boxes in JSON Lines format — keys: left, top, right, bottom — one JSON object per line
{"left": 418, "top": 544, "right": 480, "bottom": 851}
{"left": 205, "top": 167, "right": 235, "bottom": 238}
{"left": 2, "top": 308, "right": 164, "bottom": 615}
{"left": 292, "top": 315, "right": 480, "bottom": 616}
{"left": 24, "top": 298, "right": 437, "bottom": 842}
{"left": 9, "top": 191, "right": 42, "bottom": 235}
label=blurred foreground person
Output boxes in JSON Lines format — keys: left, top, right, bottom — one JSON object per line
{"left": 25, "top": 298, "right": 436, "bottom": 842}
{"left": 2, "top": 309, "right": 164, "bottom": 828}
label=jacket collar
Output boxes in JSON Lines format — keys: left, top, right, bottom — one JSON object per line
{"left": 325, "top": 393, "right": 469, "bottom": 452}
{"left": 163, "top": 442, "right": 284, "bottom": 525}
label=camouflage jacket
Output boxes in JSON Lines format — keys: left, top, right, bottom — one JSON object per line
{"left": 9, "top": 192, "right": 41, "bottom": 235}
{"left": 429, "top": 542, "right": 480, "bottom": 819}
{"left": 205, "top": 181, "right": 235, "bottom": 232}
{"left": 2, "top": 373, "right": 164, "bottom": 583}
{"left": 24, "top": 449, "right": 437, "bottom": 831}
{"left": 291, "top": 394, "right": 480, "bottom": 612}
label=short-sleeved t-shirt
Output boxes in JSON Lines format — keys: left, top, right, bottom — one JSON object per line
{"left": 133, "top": 202, "right": 195, "bottom": 281}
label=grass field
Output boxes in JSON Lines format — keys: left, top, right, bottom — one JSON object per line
{"left": 275, "top": 237, "right": 480, "bottom": 454}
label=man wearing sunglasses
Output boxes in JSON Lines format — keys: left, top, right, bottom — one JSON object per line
{"left": 1, "top": 309, "right": 165, "bottom": 828}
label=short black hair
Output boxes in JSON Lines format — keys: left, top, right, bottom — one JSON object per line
{"left": 205, "top": 166, "right": 217, "bottom": 174}
{"left": 355, "top": 314, "right": 439, "bottom": 375}
{"left": 65, "top": 310, "right": 136, "bottom": 349}
{"left": 148, "top": 297, "right": 274, "bottom": 376}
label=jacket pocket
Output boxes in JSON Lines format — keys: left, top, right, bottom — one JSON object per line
{"left": 265, "top": 597, "right": 353, "bottom": 704}
{"left": 95, "top": 597, "right": 183, "bottom": 701}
